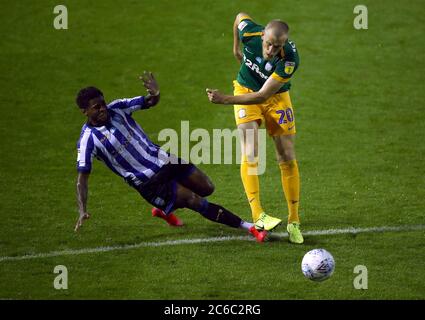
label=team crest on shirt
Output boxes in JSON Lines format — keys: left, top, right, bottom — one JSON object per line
{"left": 255, "top": 57, "right": 262, "bottom": 64}
{"left": 238, "top": 108, "right": 247, "bottom": 119}
{"left": 284, "top": 61, "right": 296, "bottom": 75}
{"left": 265, "top": 62, "right": 273, "bottom": 72}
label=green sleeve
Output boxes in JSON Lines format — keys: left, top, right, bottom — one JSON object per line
{"left": 237, "top": 16, "right": 263, "bottom": 42}
{"left": 273, "top": 40, "right": 300, "bottom": 82}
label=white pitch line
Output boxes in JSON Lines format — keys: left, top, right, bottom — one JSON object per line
{"left": 0, "top": 224, "right": 424, "bottom": 263}
{"left": 274, "top": 224, "right": 425, "bottom": 237}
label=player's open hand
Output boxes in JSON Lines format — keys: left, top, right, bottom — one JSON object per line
{"left": 139, "top": 71, "right": 159, "bottom": 96}
{"left": 74, "top": 211, "right": 90, "bottom": 232}
{"left": 206, "top": 88, "right": 227, "bottom": 104}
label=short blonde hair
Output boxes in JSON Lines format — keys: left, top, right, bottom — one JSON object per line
{"left": 265, "top": 20, "right": 289, "bottom": 37}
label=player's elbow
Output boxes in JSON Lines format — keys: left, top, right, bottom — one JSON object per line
{"left": 255, "top": 93, "right": 268, "bottom": 104}
{"left": 258, "top": 97, "right": 267, "bottom": 104}
{"left": 256, "top": 86, "right": 274, "bottom": 103}
{"left": 235, "top": 12, "right": 248, "bottom": 22}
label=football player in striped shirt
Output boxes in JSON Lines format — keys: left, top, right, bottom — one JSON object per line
{"left": 206, "top": 13, "right": 304, "bottom": 244}
{"left": 74, "top": 72, "right": 267, "bottom": 242}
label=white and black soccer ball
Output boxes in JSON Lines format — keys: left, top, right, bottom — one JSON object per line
{"left": 301, "top": 249, "right": 335, "bottom": 282}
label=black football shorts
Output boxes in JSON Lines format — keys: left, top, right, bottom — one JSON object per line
{"left": 132, "top": 158, "right": 196, "bottom": 214}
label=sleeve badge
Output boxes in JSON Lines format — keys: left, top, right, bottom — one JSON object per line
{"left": 238, "top": 21, "right": 248, "bottom": 31}
{"left": 284, "top": 61, "right": 296, "bottom": 75}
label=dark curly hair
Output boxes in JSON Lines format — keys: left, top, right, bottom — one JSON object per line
{"left": 76, "top": 86, "right": 104, "bottom": 109}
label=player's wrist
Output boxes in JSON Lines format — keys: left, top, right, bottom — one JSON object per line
{"left": 222, "top": 95, "right": 233, "bottom": 104}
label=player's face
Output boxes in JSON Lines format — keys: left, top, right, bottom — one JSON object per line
{"left": 84, "top": 96, "right": 109, "bottom": 126}
{"left": 262, "top": 30, "right": 287, "bottom": 60}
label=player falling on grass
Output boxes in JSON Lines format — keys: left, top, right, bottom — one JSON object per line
{"left": 206, "top": 13, "right": 304, "bottom": 244}
{"left": 74, "top": 71, "right": 267, "bottom": 242}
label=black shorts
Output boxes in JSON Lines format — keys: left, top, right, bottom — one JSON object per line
{"left": 132, "top": 159, "right": 196, "bottom": 214}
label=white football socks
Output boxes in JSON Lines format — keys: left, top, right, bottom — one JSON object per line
{"left": 240, "top": 221, "right": 254, "bottom": 230}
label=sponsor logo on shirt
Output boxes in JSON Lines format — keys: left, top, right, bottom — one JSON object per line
{"left": 244, "top": 56, "right": 269, "bottom": 80}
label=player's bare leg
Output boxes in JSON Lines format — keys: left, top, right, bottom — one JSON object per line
{"left": 152, "top": 159, "right": 214, "bottom": 227}
{"left": 273, "top": 134, "right": 296, "bottom": 162}
{"left": 273, "top": 134, "right": 303, "bottom": 243}
{"left": 178, "top": 167, "right": 215, "bottom": 197}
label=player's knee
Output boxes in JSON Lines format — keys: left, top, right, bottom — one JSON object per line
{"left": 186, "top": 193, "right": 203, "bottom": 211}
{"left": 277, "top": 149, "right": 295, "bottom": 162}
{"left": 196, "top": 180, "right": 214, "bottom": 197}
{"left": 203, "top": 180, "right": 215, "bottom": 197}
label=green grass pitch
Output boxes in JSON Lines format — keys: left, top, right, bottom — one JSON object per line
{"left": 0, "top": 0, "right": 424, "bottom": 300}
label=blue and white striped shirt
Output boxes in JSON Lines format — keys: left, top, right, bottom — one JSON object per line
{"left": 76, "top": 96, "right": 168, "bottom": 186}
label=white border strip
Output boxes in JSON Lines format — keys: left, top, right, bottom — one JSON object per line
{"left": 1, "top": 224, "right": 423, "bottom": 262}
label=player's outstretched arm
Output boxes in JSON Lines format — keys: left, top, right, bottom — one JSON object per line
{"left": 75, "top": 172, "right": 91, "bottom": 232}
{"left": 206, "top": 76, "right": 282, "bottom": 105}
{"left": 139, "top": 71, "right": 160, "bottom": 108}
{"left": 233, "top": 13, "right": 249, "bottom": 63}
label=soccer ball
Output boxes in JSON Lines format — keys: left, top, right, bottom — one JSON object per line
{"left": 301, "top": 249, "right": 335, "bottom": 282}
